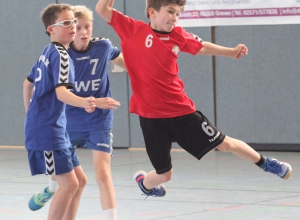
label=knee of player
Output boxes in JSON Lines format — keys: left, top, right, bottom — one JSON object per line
{"left": 64, "top": 180, "right": 80, "bottom": 194}
{"left": 94, "top": 169, "right": 111, "bottom": 183}
{"left": 216, "top": 137, "right": 234, "bottom": 152}
{"left": 78, "top": 175, "right": 87, "bottom": 189}
{"left": 159, "top": 170, "right": 173, "bottom": 183}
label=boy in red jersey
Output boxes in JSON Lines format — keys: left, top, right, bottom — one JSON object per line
{"left": 95, "top": 0, "right": 292, "bottom": 198}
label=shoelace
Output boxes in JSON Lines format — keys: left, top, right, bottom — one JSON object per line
{"left": 36, "top": 192, "right": 53, "bottom": 203}
{"left": 141, "top": 189, "right": 156, "bottom": 200}
{"left": 141, "top": 186, "right": 166, "bottom": 200}
{"left": 141, "top": 193, "right": 149, "bottom": 200}
{"left": 264, "top": 159, "right": 282, "bottom": 174}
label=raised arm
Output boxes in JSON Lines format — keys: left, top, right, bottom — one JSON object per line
{"left": 197, "top": 41, "right": 248, "bottom": 60}
{"left": 95, "top": 0, "right": 114, "bottom": 23}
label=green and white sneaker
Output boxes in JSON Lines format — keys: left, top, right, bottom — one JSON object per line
{"left": 28, "top": 186, "right": 54, "bottom": 211}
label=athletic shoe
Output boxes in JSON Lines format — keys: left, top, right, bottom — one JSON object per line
{"left": 133, "top": 170, "right": 166, "bottom": 198}
{"left": 28, "top": 186, "right": 54, "bottom": 211}
{"left": 262, "top": 157, "right": 292, "bottom": 180}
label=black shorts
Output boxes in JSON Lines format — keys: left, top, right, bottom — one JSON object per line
{"left": 139, "top": 110, "right": 225, "bottom": 174}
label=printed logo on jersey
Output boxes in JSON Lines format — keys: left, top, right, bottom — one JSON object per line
{"left": 189, "top": 32, "right": 203, "bottom": 43}
{"left": 38, "top": 55, "right": 50, "bottom": 67}
{"left": 76, "top": 56, "right": 90, "bottom": 61}
{"left": 159, "top": 36, "right": 170, "bottom": 41}
{"left": 55, "top": 44, "right": 70, "bottom": 84}
{"left": 172, "top": 45, "right": 180, "bottom": 55}
{"left": 44, "top": 151, "right": 55, "bottom": 175}
{"left": 74, "top": 58, "right": 101, "bottom": 92}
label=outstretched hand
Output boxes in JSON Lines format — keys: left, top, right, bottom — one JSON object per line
{"left": 234, "top": 44, "right": 248, "bottom": 60}
{"left": 84, "top": 97, "right": 96, "bottom": 113}
{"left": 96, "top": 97, "right": 120, "bottom": 109}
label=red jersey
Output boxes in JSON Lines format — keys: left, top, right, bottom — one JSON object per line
{"left": 109, "top": 10, "right": 204, "bottom": 118}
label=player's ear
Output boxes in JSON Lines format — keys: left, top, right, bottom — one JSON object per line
{"left": 148, "top": 7, "right": 156, "bottom": 18}
{"left": 47, "top": 26, "right": 54, "bottom": 36}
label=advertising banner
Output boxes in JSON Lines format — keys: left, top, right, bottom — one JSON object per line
{"left": 178, "top": 0, "right": 300, "bottom": 27}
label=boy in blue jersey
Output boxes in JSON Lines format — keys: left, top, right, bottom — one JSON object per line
{"left": 23, "top": 4, "right": 96, "bottom": 220}
{"left": 27, "top": 5, "right": 126, "bottom": 220}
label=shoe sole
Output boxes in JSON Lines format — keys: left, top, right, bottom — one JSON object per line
{"left": 159, "top": 184, "right": 167, "bottom": 196}
{"left": 133, "top": 170, "right": 147, "bottom": 181}
{"left": 283, "top": 163, "right": 292, "bottom": 180}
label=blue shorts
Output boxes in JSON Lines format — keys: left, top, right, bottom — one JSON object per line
{"left": 68, "top": 129, "right": 113, "bottom": 155}
{"left": 27, "top": 147, "right": 80, "bottom": 176}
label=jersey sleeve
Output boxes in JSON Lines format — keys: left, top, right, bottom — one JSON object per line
{"left": 109, "top": 9, "right": 143, "bottom": 41}
{"left": 27, "top": 66, "right": 35, "bottom": 82}
{"left": 108, "top": 40, "right": 121, "bottom": 61}
{"left": 50, "top": 48, "right": 74, "bottom": 89}
{"left": 179, "top": 28, "right": 204, "bottom": 55}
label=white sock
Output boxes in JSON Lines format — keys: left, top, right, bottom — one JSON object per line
{"left": 48, "top": 176, "right": 58, "bottom": 193}
{"left": 103, "top": 208, "right": 117, "bottom": 220}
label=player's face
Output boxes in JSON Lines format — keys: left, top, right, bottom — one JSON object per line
{"left": 150, "top": 3, "right": 181, "bottom": 32}
{"left": 73, "top": 18, "right": 93, "bottom": 51}
{"left": 50, "top": 10, "right": 76, "bottom": 48}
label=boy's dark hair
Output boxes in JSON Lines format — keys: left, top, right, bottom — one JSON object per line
{"left": 145, "top": 0, "right": 186, "bottom": 18}
{"left": 40, "top": 4, "right": 72, "bottom": 33}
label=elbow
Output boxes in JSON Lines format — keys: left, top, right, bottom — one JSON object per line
{"left": 95, "top": 5, "right": 106, "bottom": 17}
{"left": 95, "top": 5, "right": 101, "bottom": 15}
{"left": 95, "top": 4, "right": 112, "bottom": 22}
{"left": 55, "top": 87, "right": 65, "bottom": 103}
{"left": 56, "top": 94, "right": 63, "bottom": 102}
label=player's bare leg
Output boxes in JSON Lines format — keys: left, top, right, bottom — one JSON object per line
{"left": 47, "top": 171, "right": 79, "bottom": 220}
{"left": 92, "top": 150, "right": 116, "bottom": 219}
{"left": 62, "top": 166, "right": 87, "bottom": 220}
{"left": 216, "top": 136, "right": 292, "bottom": 180}
{"left": 216, "top": 136, "right": 261, "bottom": 162}
{"left": 142, "top": 169, "right": 172, "bottom": 189}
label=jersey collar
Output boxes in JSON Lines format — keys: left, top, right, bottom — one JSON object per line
{"left": 69, "top": 41, "right": 92, "bottom": 54}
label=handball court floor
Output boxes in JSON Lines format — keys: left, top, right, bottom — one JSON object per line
{"left": 1, "top": 146, "right": 300, "bottom": 220}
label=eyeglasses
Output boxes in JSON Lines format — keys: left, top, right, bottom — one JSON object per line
{"left": 51, "top": 18, "right": 78, "bottom": 27}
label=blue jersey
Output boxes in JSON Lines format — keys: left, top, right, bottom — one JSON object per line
{"left": 25, "top": 42, "right": 75, "bottom": 151}
{"left": 66, "top": 37, "right": 120, "bottom": 132}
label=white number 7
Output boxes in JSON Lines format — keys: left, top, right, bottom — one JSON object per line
{"left": 90, "top": 59, "right": 99, "bottom": 75}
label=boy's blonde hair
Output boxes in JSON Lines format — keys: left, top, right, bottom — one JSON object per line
{"left": 145, "top": 0, "right": 186, "bottom": 18}
{"left": 40, "top": 4, "right": 72, "bottom": 30}
{"left": 71, "top": 5, "right": 94, "bottom": 21}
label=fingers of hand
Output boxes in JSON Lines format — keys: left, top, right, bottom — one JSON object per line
{"left": 236, "top": 46, "right": 248, "bottom": 59}
{"left": 88, "top": 97, "right": 96, "bottom": 107}
{"left": 86, "top": 106, "right": 95, "bottom": 113}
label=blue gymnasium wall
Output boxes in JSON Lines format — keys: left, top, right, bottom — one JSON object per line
{"left": 0, "top": 0, "right": 53, "bottom": 146}
{"left": 0, "top": 1, "right": 299, "bottom": 150}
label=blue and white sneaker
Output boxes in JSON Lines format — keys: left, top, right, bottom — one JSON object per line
{"left": 262, "top": 157, "right": 292, "bottom": 180}
{"left": 28, "top": 186, "right": 54, "bottom": 211}
{"left": 133, "top": 170, "right": 166, "bottom": 198}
